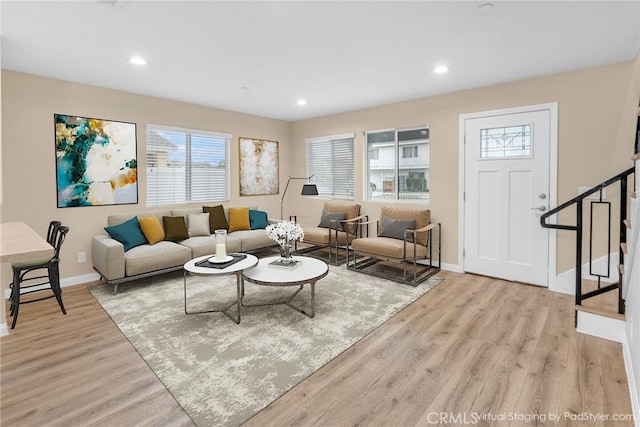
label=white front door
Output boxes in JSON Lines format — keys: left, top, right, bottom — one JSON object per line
{"left": 462, "top": 105, "right": 555, "bottom": 286}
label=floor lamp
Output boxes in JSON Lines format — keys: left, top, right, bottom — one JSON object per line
{"left": 280, "top": 175, "right": 318, "bottom": 220}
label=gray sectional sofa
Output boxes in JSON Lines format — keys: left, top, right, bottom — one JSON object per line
{"left": 92, "top": 206, "right": 277, "bottom": 293}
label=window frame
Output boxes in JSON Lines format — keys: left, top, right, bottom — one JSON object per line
{"left": 146, "top": 123, "right": 231, "bottom": 207}
{"left": 365, "top": 125, "right": 429, "bottom": 203}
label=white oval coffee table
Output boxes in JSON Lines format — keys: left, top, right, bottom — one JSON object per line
{"left": 183, "top": 253, "right": 258, "bottom": 324}
{"left": 241, "top": 255, "right": 329, "bottom": 318}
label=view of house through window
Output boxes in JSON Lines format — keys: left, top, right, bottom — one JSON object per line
{"left": 306, "top": 133, "right": 355, "bottom": 200}
{"left": 146, "top": 125, "right": 231, "bottom": 206}
{"left": 366, "top": 126, "right": 429, "bottom": 202}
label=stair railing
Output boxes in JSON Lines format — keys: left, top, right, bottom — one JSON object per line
{"left": 541, "top": 166, "right": 635, "bottom": 314}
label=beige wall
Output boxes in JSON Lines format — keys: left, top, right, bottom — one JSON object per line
{"left": 290, "top": 59, "right": 639, "bottom": 273}
{"left": 0, "top": 71, "right": 292, "bottom": 296}
{"left": 1, "top": 59, "right": 638, "bottom": 325}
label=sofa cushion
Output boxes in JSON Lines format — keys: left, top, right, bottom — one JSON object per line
{"left": 229, "top": 207, "right": 251, "bottom": 232}
{"left": 229, "top": 229, "right": 273, "bottom": 252}
{"left": 108, "top": 210, "right": 171, "bottom": 227}
{"left": 249, "top": 209, "right": 269, "bottom": 229}
{"left": 187, "top": 212, "right": 210, "bottom": 237}
{"left": 124, "top": 241, "right": 191, "bottom": 276}
{"left": 104, "top": 216, "right": 148, "bottom": 251}
{"left": 163, "top": 216, "right": 189, "bottom": 241}
{"left": 138, "top": 215, "right": 165, "bottom": 245}
{"left": 378, "top": 217, "right": 416, "bottom": 241}
{"left": 203, "top": 205, "right": 229, "bottom": 233}
{"left": 180, "top": 235, "right": 242, "bottom": 259}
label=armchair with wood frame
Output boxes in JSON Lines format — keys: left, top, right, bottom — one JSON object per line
{"left": 347, "top": 206, "right": 441, "bottom": 286}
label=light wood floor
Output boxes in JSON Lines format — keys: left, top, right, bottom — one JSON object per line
{"left": 1, "top": 271, "right": 634, "bottom": 426}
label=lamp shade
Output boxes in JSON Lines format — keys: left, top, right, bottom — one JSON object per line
{"left": 301, "top": 184, "right": 319, "bottom": 196}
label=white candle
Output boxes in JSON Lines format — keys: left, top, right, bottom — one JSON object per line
{"left": 215, "top": 243, "right": 227, "bottom": 260}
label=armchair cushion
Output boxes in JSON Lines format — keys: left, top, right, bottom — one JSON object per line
{"left": 322, "top": 202, "right": 361, "bottom": 234}
{"left": 351, "top": 237, "right": 428, "bottom": 260}
{"left": 378, "top": 217, "right": 416, "bottom": 241}
{"left": 318, "top": 211, "right": 346, "bottom": 231}
{"left": 380, "top": 206, "right": 430, "bottom": 245}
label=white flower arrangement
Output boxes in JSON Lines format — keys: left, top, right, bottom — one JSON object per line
{"left": 266, "top": 221, "right": 304, "bottom": 247}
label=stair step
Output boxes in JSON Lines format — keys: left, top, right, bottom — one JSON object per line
{"left": 624, "top": 219, "right": 632, "bottom": 229}
{"left": 621, "top": 242, "right": 628, "bottom": 254}
{"left": 631, "top": 191, "right": 638, "bottom": 199}
{"left": 633, "top": 152, "right": 640, "bottom": 161}
{"left": 576, "top": 304, "right": 625, "bottom": 321}
{"left": 619, "top": 264, "right": 625, "bottom": 275}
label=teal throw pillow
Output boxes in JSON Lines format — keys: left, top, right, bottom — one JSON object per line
{"left": 104, "top": 216, "right": 148, "bottom": 251}
{"left": 249, "top": 210, "right": 269, "bottom": 230}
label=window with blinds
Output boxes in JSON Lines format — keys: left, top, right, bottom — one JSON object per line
{"left": 305, "top": 133, "right": 355, "bottom": 200}
{"left": 146, "top": 125, "right": 231, "bottom": 206}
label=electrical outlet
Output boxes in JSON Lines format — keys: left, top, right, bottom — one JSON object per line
{"left": 77, "top": 252, "right": 86, "bottom": 263}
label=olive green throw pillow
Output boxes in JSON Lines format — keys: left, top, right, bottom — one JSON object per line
{"left": 203, "top": 205, "right": 229, "bottom": 233}
{"left": 163, "top": 216, "right": 189, "bottom": 241}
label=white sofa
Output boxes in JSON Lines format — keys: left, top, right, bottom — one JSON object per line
{"left": 92, "top": 207, "right": 277, "bottom": 292}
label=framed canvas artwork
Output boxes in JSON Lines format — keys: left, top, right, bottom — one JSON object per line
{"left": 238, "top": 137, "right": 279, "bottom": 196}
{"left": 55, "top": 114, "right": 138, "bottom": 207}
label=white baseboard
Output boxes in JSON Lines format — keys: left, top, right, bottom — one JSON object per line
{"left": 623, "top": 341, "right": 640, "bottom": 427}
{"left": 440, "top": 262, "right": 460, "bottom": 273}
{"left": 4, "top": 272, "right": 101, "bottom": 299}
{"left": 576, "top": 310, "right": 626, "bottom": 343}
{"left": 0, "top": 323, "right": 8, "bottom": 337}
{"left": 550, "top": 253, "right": 619, "bottom": 295}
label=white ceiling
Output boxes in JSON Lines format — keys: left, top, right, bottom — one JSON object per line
{"left": 2, "top": 1, "right": 639, "bottom": 122}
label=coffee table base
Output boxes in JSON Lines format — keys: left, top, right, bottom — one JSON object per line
{"left": 183, "top": 271, "right": 243, "bottom": 324}
{"left": 241, "top": 282, "right": 316, "bottom": 318}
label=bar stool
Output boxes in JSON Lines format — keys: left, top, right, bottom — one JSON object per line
{"left": 9, "top": 224, "right": 69, "bottom": 329}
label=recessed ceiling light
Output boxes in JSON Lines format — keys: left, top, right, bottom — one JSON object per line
{"left": 433, "top": 65, "right": 449, "bottom": 74}
{"left": 129, "top": 56, "right": 147, "bottom": 65}
{"left": 478, "top": 3, "right": 493, "bottom": 12}
{"left": 297, "top": 99, "right": 307, "bottom": 106}
{"left": 241, "top": 86, "right": 250, "bottom": 91}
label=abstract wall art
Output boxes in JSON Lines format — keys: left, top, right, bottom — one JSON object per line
{"left": 238, "top": 137, "right": 279, "bottom": 196}
{"left": 55, "top": 114, "right": 138, "bottom": 207}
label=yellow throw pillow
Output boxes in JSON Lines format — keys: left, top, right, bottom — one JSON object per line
{"left": 138, "top": 215, "right": 165, "bottom": 245}
{"left": 228, "top": 207, "right": 251, "bottom": 232}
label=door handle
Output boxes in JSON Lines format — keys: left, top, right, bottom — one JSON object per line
{"left": 531, "top": 205, "right": 547, "bottom": 212}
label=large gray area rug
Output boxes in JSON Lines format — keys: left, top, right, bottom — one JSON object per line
{"left": 89, "top": 264, "right": 442, "bottom": 426}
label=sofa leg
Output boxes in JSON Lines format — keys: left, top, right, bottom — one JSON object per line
{"left": 113, "top": 283, "right": 119, "bottom": 295}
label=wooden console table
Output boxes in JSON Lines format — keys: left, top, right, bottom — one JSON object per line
{"left": 0, "top": 221, "right": 54, "bottom": 263}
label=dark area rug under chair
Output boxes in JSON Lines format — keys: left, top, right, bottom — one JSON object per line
{"left": 89, "top": 262, "right": 443, "bottom": 426}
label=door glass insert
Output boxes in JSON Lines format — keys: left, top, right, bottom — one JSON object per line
{"left": 480, "top": 125, "right": 531, "bottom": 158}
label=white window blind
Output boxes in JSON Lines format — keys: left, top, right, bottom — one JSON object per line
{"left": 306, "top": 133, "right": 355, "bottom": 200}
{"left": 146, "top": 124, "right": 231, "bottom": 206}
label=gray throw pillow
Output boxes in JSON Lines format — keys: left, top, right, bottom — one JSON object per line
{"left": 378, "top": 217, "right": 416, "bottom": 241}
{"left": 318, "top": 211, "right": 346, "bottom": 231}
